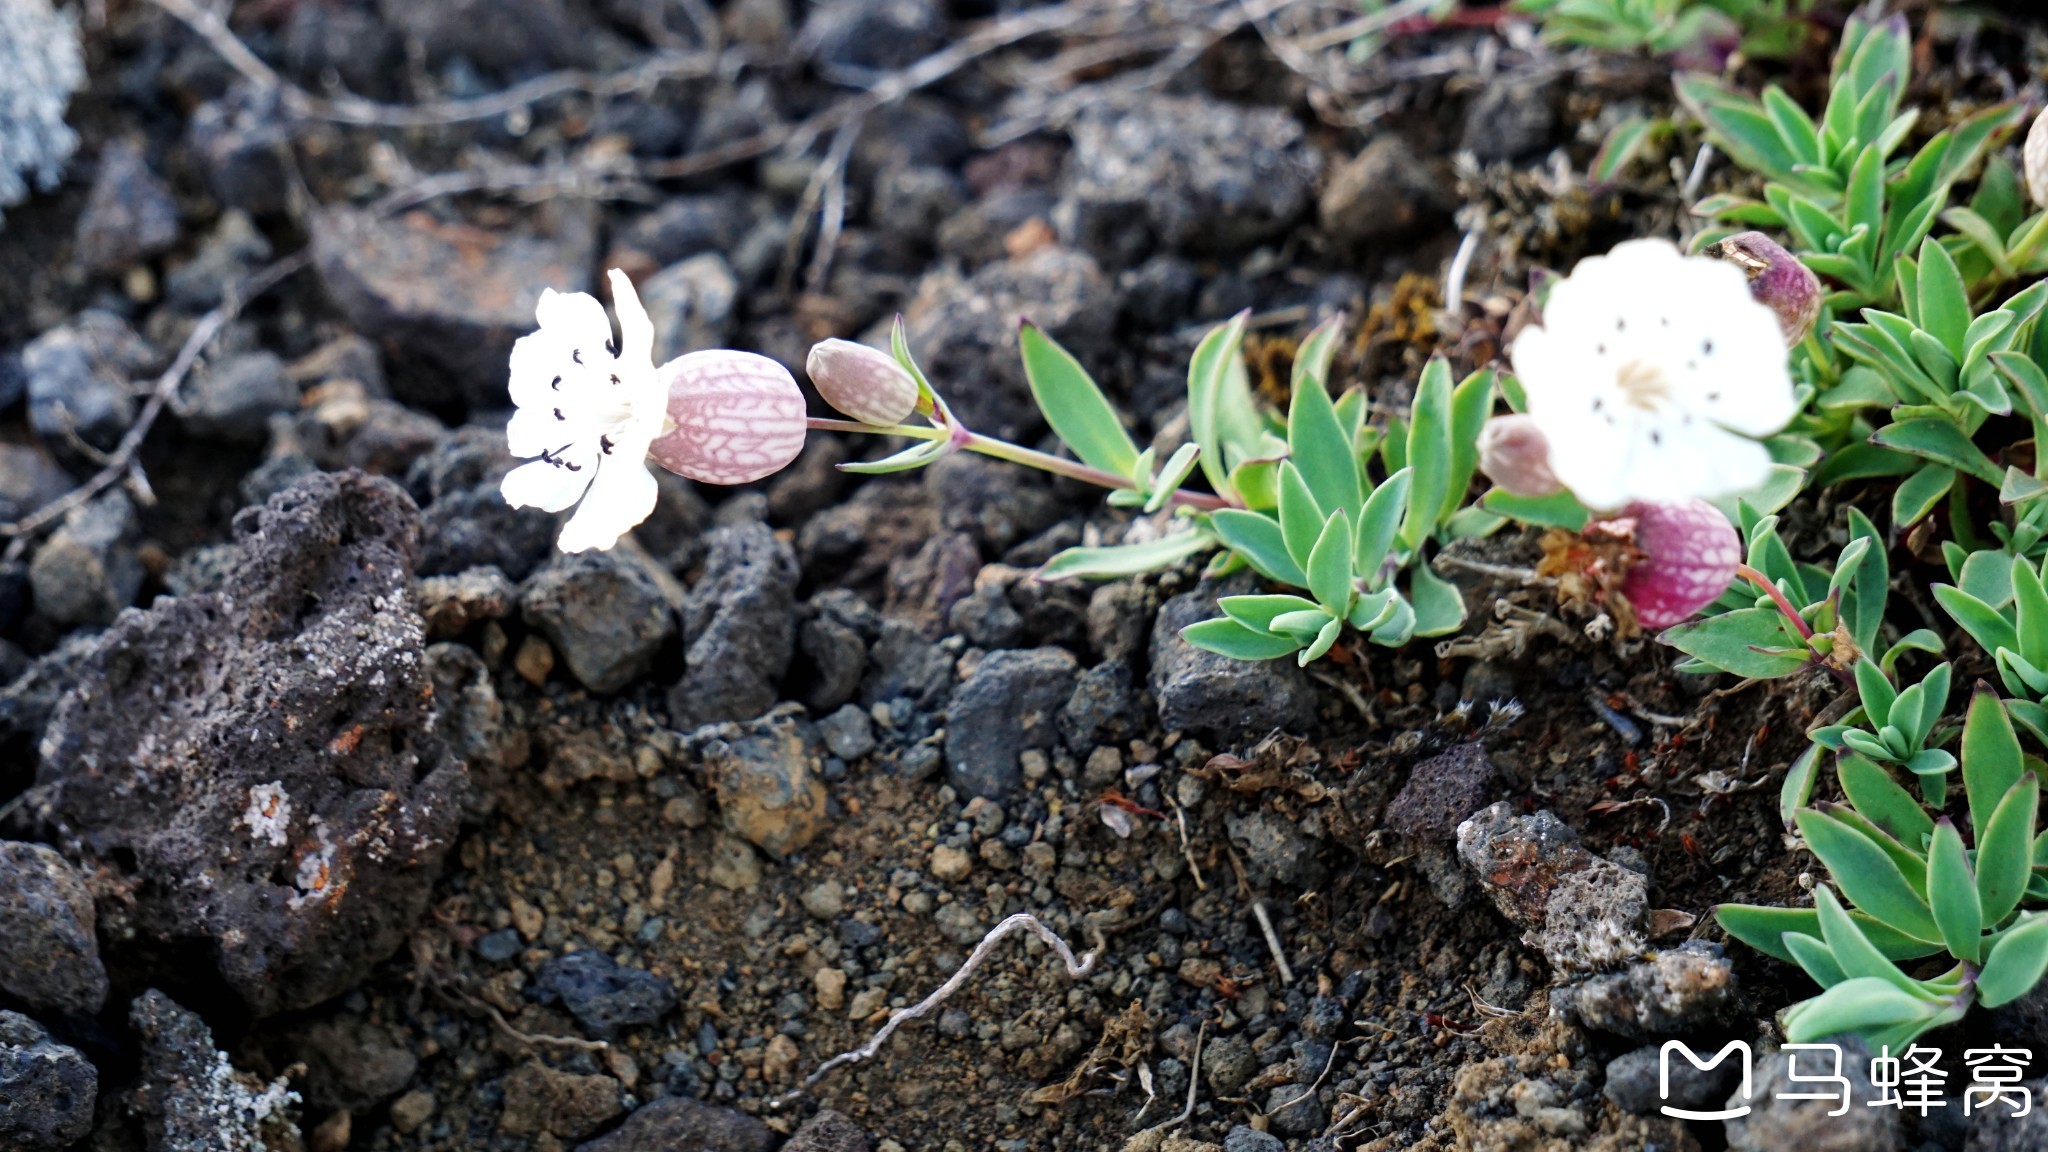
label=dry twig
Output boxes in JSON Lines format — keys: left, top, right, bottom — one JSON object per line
{"left": 1, "top": 251, "right": 313, "bottom": 560}
{"left": 149, "top": 0, "right": 718, "bottom": 128}
{"left": 785, "top": 913, "right": 1104, "bottom": 1098}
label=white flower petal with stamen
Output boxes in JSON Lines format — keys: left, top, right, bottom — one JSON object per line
{"left": 1509, "top": 238, "right": 1796, "bottom": 512}
{"left": 500, "top": 270, "right": 670, "bottom": 552}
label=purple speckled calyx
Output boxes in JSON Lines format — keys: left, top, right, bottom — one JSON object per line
{"left": 1704, "top": 231, "right": 1822, "bottom": 347}
{"left": 1607, "top": 498, "right": 1740, "bottom": 630}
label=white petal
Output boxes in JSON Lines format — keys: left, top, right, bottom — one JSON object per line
{"left": 535, "top": 287, "right": 612, "bottom": 344}
{"left": 556, "top": 454, "right": 658, "bottom": 552}
{"left": 609, "top": 269, "right": 654, "bottom": 369}
{"left": 501, "top": 457, "right": 594, "bottom": 513}
{"left": 507, "top": 405, "right": 573, "bottom": 458}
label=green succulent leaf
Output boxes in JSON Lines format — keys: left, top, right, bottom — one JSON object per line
{"left": 1978, "top": 915, "right": 2048, "bottom": 1008}
{"left": 1307, "top": 513, "right": 1356, "bottom": 616}
{"left": 1354, "top": 469, "right": 1411, "bottom": 586}
{"left": 1408, "top": 560, "right": 1466, "bottom": 638}
{"left": 1926, "top": 820, "right": 1984, "bottom": 963}
{"left": 1978, "top": 774, "right": 2039, "bottom": 927}
{"left": 1837, "top": 750, "right": 1934, "bottom": 847}
{"left": 1187, "top": 313, "right": 1261, "bottom": 499}
{"left": 1716, "top": 903, "right": 1949, "bottom": 965}
{"left": 1277, "top": 462, "right": 1328, "bottom": 571}
{"left": 1783, "top": 977, "right": 1938, "bottom": 1045}
{"left": 1659, "top": 607, "right": 1812, "bottom": 680}
{"left": 1964, "top": 686, "right": 2026, "bottom": 836}
{"left": 1288, "top": 353, "right": 1363, "bottom": 526}
{"left": 1210, "top": 510, "right": 1307, "bottom": 588}
{"left": 1402, "top": 358, "right": 1455, "bottom": 551}
{"left": 1019, "top": 322, "right": 1139, "bottom": 479}
{"left": 1796, "top": 807, "right": 1940, "bottom": 943}
{"left": 1037, "top": 530, "right": 1215, "bottom": 581}
{"left": 1181, "top": 617, "right": 1303, "bottom": 662}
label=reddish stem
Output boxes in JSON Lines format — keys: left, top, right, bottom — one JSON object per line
{"left": 1737, "top": 562, "right": 1813, "bottom": 640}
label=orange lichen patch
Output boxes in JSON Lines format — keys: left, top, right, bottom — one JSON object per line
{"left": 328, "top": 724, "right": 365, "bottom": 756}
{"left": 1002, "top": 217, "right": 1056, "bottom": 259}
{"left": 1243, "top": 332, "right": 1300, "bottom": 409}
{"left": 1354, "top": 272, "right": 1441, "bottom": 379}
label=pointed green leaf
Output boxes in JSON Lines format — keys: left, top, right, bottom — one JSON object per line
{"left": 1402, "top": 358, "right": 1454, "bottom": 550}
{"left": 1038, "top": 530, "right": 1215, "bottom": 581}
{"left": 1307, "top": 513, "right": 1355, "bottom": 615}
{"left": 1978, "top": 915, "right": 2048, "bottom": 1007}
{"left": 1796, "top": 808, "right": 1940, "bottom": 942}
{"left": 1354, "top": 469, "right": 1410, "bottom": 586}
{"left": 1927, "top": 819, "right": 1984, "bottom": 962}
{"left": 1837, "top": 750, "right": 1934, "bottom": 847}
{"left": 1180, "top": 617, "right": 1303, "bottom": 662}
{"left": 1978, "top": 774, "right": 2038, "bottom": 927}
{"left": 1409, "top": 560, "right": 1466, "bottom": 638}
{"left": 1210, "top": 509, "right": 1307, "bottom": 587}
{"left": 1019, "top": 322, "right": 1138, "bottom": 478}
{"left": 1277, "top": 462, "right": 1327, "bottom": 570}
{"left": 1964, "top": 686, "right": 2026, "bottom": 838}
{"left": 1187, "top": 312, "right": 1258, "bottom": 498}
{"left": 1299, "top": 616, "right": 1343, "bottom": 665}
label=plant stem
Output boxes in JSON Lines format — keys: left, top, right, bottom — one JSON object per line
{"left": 804, "top": 417, "right": 1235, "bottom": 512}
{"left": 1738, "top": 562, "right": 1814, "bottom": 640}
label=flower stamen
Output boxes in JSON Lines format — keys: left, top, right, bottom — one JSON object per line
{"left": 1615, "top": 360, "right": 1671, "bottom": 411}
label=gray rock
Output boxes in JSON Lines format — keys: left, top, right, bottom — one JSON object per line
{"left": 1318, "top": 136, "right": 1454, "bottom": 253}
{"left": 1059, "top": 659, "right": 1135, "bottom": 752}
{"left": 282, "top": 1, "right": 399, "bottom": 99}
{"left": 860, "top": 617, "right": 954, "bottom": 708}
{"left": 639, "top": 253, "right": 739, "bottom": 365}
{"left": 1263, "top": 1082, "right": 1327, "bottom": 1137}
{"left": 1386, "top": 742, "right": 1496, "bottom": 842}
{"left": 1150, "top": 583, "right": 1317, "bottom": 737}
{"left": 574, "top": 1095, "right": 775, "bottom": 1152}
{"left": 0, "top": 841, "right": 106, "bottom": 1015}
{"left": 1224, "top": 1125, "right": 1284, "bottom": 1152}
{"left": 21, "top": 473, "right": 465, "bottom": 1015}
{"left": 800, "top": 0, "right": 944, "bottom": 74}
{"left": 1552, "top": 942, "right": 1739, "bottom": 1038}
{"left": 1059, "top": 92, "right": 1319, "bottom": 262}
{"left": 531, "top": 950, "right": 678, "bottom": 1040}
{"left": 618, "top": 193, "right": 753, "bottom": 266}
{"left": 0, "top": 442, "right": 74, "bottom": 523}
{"left": 312, "top": 205, "right": 598, "bottom": 406}
{"left": 1227, "top": 809, "right": 1325, "bottom": 890}
{"left": 187, "top": 84, "right": 293, "bottom": 216}
{"left": 1460, "top": 75, "right": 1558, "bottom": 163}
{"left": 817, "top": 703, "right": 875, "bottom": 761}
{"left": 23, "top": 311, "right": 159, "bottom": 452}
{"left": 283, "top": 1016, "right": 419, "bottom": 1111}
{"left": 1204, "top": 1035, "right": 1256, "bottom": 1096}
{"left": 669, "top": 521, "right": 799, "bottom": 729}
{"left": 131, "top": 989, "right": 302, "bottom": 1151}
{"left": 165, "top": 209, "right": 272, "bottom": 311}
{"left": 29, "top": 489, "right": 142, "bottom": 627}
{"left": 798, "top": 607, "right": 868, "bottom": 713}
{"left": 872, "top": 165, "right": 965, "bottom": 247}
{"left": 524, "top": 550, "right": 677, "bottom": 694}
{"left": 1604, "top": 1042, "right": 1733, "bottom": 1117}
{"left": 783, "top": 1108, "right": 869, "bottom": 1152}
{"left": 185, "top": 350, "right": 296, "bottom": 442}
{"left": 476, "top": 928, "right": 522, "bottom": 962}
{"left": 949, "top": 581, "right": 1023, "bottom": 648}
{"left": 1455, "top": 802, "right": 1593, "bottom": 930}
{"left": 407, "top": 427, "right": 557, "bottom": 581}
{"left": 75, "top": 140, "right": 180, "bottom": 275}
{"left": 416, "top": 565, "right": 517, "bottom": 639}
{"left": 1726, "top": 1036, "right": 1900, "bottom": 1152}
{"left": 945, "top": 647, "right": 1078, "bottom": 798}
{"left": 0, "top": 1011, "right": 95, "bottom": 1149}
{"left": 900, "top": 246, "right": 1118, "bottom": 441}
{"left": 1965, "top": 1078, "right": 2048, "bottom": 1149}
{"left": 375, "top": 0, "right": 585, "bottom": 71}
{"left": 1525, "top": 858, "right": 1648, "bottom": 974}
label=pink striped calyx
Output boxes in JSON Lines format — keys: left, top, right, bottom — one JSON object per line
{"left": 648, "top": 350, "right": 808, "bottom": 485}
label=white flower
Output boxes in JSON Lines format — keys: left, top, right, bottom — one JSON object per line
{"left": 501, "top": 269, "right": 668, "bottom": 553}
{"left": 1509, "top": 238, "right": 1797, "bottom": 511}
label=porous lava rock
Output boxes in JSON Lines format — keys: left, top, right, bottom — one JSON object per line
{"left": 22, "top": 471, "right": 465, "bottom": 1015}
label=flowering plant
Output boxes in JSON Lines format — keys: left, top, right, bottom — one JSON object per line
{"left": 799, "top": 313, "right": 1493, "bottom": 664}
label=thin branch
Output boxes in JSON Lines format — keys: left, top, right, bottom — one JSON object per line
{"left": 150, "top": 0, "right": 717, "bottom": 128}
{"left": 1, "top": 252, "right": 313, "bottom": 559}
{"left": 793, "top": 913, "right": 1104, "bottom": 1092}
{"left": 1252, "top": 899, "right": 1296, "bottom": 985}
{"left": 643, "top": 1, "right": 1094, "bottom": 182}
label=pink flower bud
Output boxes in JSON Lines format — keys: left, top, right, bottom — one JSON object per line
{"left": 806, "top": 338, "right": 920, "bottom": 426}
{"left": 1610, "top": 498, "right": 1740, "bottom": 630}
{"left": 2026, "top": 106, "right": 2048, "bottom": 212}
{"left": 1477, "top": 414, "right": 1563, "bottom": 498}
{"left": 1704, "top": 231, "right": 1822, "bottom": 347}
{"left": 648, "top": 350, "right": 807, "bottom": 485}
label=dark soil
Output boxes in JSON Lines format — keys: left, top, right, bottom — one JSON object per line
{"left": 3, "top": 2, "right": 2045, "bottom": 1152}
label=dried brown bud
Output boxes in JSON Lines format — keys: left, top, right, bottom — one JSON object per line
{"left": 1704, "top": 231, "right": 1823, "bottom": 347}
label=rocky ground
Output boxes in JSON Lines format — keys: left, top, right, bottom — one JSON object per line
{"left": 3, "top": 2, "right": 2048, "bottom": 1151}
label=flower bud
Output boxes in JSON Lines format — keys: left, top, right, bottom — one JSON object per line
{"left": 649, "top": 350, "right": 807, "bottom": 485}
{"left": 2026, "top": 106, "right": 2048, "bottom": 213}
{"left": 1477, "top": 414, "right": 1563, "bottom": 498}
{"left": 1612, "top": 498, "right": 1739, "bottom": 630}
{"left": 806, "top": 338, "right": 920, "bottom": 427}
{"left": 1704, "top": 231, "right": 1822, "bottom": 346}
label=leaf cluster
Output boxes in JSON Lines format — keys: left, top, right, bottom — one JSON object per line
{"left": 1513, "top": 0, "right": 1813, "bottom": 61}
{"left": 1720, "top": 691, "right": 2048, "bottom": 1048}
